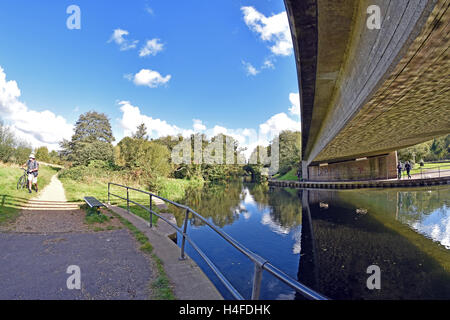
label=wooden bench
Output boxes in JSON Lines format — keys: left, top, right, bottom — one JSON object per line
{"left": 84, "top": 197, "right": 105, "bottom": 212}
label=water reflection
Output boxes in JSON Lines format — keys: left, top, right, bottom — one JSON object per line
{"left": 177, "top": 182, "right": 450, "bottom": 299}
{"left": 397, "top": 189, "right": 450, "bottom": 248}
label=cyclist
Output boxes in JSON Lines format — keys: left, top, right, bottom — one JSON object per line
{"left": 23, "top": 153, "right": 39, "bottom": 193}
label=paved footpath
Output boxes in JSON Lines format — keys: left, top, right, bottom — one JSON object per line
{"left": 0, "top": 175, "right": 153, "bottom": 300}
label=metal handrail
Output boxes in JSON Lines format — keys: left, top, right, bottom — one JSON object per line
{"left": 107, "top": 182, "right": 328, "bottom": 300}
{"left": 408, "top": 165, "right": 450, "bottom": 179}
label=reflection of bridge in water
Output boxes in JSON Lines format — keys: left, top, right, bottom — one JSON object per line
{"left": 296, "top": 187, "right": 450, "bottom": 299}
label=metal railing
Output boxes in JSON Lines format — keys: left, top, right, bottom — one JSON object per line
{"left": 406, "top": 164, "right": 450, "bottom": 179}
{"left": 107, "top": 182, "right": 328, "bottom": 300}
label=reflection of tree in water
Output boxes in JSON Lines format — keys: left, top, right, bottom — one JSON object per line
{"left": 174, "top": 182, "right": 303, "bottom": 230}
{"left": 397, "top": 186, "right": 449, "bottom": 221}
{"left": 265, "top": 187, "right": 302, "bottom": 229}
{"left": 299, "top": 189, "right": 450, "bottom": 299}
{"left": 246, "top": 183, "right": 269, "bottom": 207}
{"left": 176, "top": 181, "right": 245, "bottom": 228}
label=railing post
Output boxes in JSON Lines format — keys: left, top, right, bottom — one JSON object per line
{"left": 149, "top": 194, "right": 153, "bottom": 228}
{"left": 251, "top": 263, "right": 263, "bottom": 300}
{"left": 127, "top": 187, "right": 130, "bottom": 213}
{"left": 107, "top": 183, "right": 110, "bottom": 205}
{"left": 179, "top": 209, "right": 190, "bottom": 261}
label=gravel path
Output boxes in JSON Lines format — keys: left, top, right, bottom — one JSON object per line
{"left": 4, "top": 175, "right": 118, "bottom": 233}
{"left": 0, "top": 175, "right": 154, "bottom": 299}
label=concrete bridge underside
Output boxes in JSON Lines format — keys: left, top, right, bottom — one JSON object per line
{"left": 285, "top": 0, "right": 450, "bottom": 181}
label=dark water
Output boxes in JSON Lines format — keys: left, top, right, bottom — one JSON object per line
{"left": 172, "top": 181, "right": 450, "bottom": 300}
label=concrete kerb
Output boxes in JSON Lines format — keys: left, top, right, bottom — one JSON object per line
{"left": 269, "top": 175, "right": 450, "bottom": 190}
{"left": 106, "top": 204, "right": 223, "bottom": 300}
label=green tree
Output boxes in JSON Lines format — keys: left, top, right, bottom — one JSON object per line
{"left": 429, "top": 138, "right": 446, "bottom": 160}
{"left": 48, "top": 150, "right": 61, "bottom": 164}
{"left": 0, "top": 120, "right": 15, "bottom": 162}
{"left": 72, "top": 111, "right": 115, "bottom": 144}
{"left": 398, "top": 142, "right": 429, "bottom": 163}
{"left": 132, "top": 123, "right": 148, "bottom": 140}
{"left": 398, "top": 134, "right": 450, "bottom": 163}
{"left": 117, "top": 137, "right": 172, "bottom": 179}
{"left": 271, "top": 130, "right": 301, "bottom": 175}
{"left": 14, "top": 141, "right": 32, "bottom": 165}
{"left": 60, "top": 111, "right": 115, "bottom": 166}
{"left": 76, "top": 141, "right": 114, "bottom": 167}
{"left": 35, "top": 146, "right": 50, "bottom": 162}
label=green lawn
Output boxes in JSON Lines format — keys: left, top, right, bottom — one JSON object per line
{"left": 273, "top": 168, "right": 299, "bottom": 181}
{"left": 0, "top": 165, "right": 59, "bottom": 225}
{"left": 59, "top": 175, "right": 202, "bottom": 224}
{"left": 409, "top": 162, "right": 450, "bottom": 175}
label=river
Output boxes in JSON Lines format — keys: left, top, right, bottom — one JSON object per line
{"left": 171, "top": 182, "right": 450, "bottom": 300}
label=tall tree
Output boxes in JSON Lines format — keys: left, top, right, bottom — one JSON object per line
{"left": 0, "top": 120, "right": 15, "bottom": 162}
{"left": 71, "top": 111, "right": 115, "bottom": 144}
{"left": 35, "top": 146, "right": 50, "bottom": 162}
{"left": 272, "top": 130, "right": 301, "bottom": 175}
{"left": 60, "top": 111, "right": 115, "bottom": 165}
{"left": 132, "top": 123, "right": 148, "bottom": 140}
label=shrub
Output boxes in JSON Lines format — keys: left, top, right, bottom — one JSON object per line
{"left": 74, "top": 141, "right": 114, "bottom": 166}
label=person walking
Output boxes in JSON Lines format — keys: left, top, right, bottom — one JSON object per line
{"left": 397, "top": 161, "right": 403, "bottom": 180}
{"left": 23, "top": 154, "right": 39, "bottom": 193}
{"left": 405, "top": 161, "right": 412, "bottom": 179}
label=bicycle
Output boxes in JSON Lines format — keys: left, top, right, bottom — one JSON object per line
{"left": 17, "top": 168, "right": 28, "bottom": 190}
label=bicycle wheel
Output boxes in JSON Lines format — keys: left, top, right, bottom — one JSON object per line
{"left": 17, "top": 175, "right": 26, "bottom": 190}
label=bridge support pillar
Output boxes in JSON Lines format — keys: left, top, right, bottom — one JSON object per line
{"left": 306, "top": 152, "right": 398, "bottom": 181}
{"left": 302, "top": 161, "right": 309, "bottom": 181}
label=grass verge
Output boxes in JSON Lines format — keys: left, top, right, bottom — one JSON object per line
{"left": 409, "top": 162, "right": 450, "bottom": 175}
{"left": 60, "top": 175, "right": 203, "bottom": 225}
{"left": 274, "top": 168, "right": 299, "bottom": 181}
{"left": 0, "top": 165, "right": 59, "bottom": 226}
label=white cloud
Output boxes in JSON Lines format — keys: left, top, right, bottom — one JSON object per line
{"left": 242, "top": 58, "right": 275, "bottom": 76}
{"left": 108, "top": 28, "right": 139, "bottom": 51}
{"left": 129, "top": 69, "right": 172, "bottom": 88}
{"left": 288, "top": 92, "right": 300, "bottom": 117}
{"left": 259, "top": 112, "right": 300, "bottom": 136}
{"left": 0, "top": 67, "right": 73, "bottom": 150}
{"left": 212, "top": 125, "right": 228, "bottom": 136}
{"left": 119, "top": 101, "right": 189, "bottom": 139}
{"left": 242, "top": 61, "right": 260, "bottom": 76}
{"left": 262, "top": 59, "right": 275, "bottom": 69}
{"left": 139, "top": 39, "right": 164, "bottom": 57}
{"left": 193, "top": 119, "right": 206, "bottom": 132}
{"left": 241, "top": 6, "right": 293, "bottom": 56}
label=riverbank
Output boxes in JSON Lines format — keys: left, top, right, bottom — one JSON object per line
{"left": 270, "top": 175, "right": 450, "bottom": 190}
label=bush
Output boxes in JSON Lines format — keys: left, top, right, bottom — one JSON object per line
{"left": 88, "top": 160, "right": 112, "bottom": 169}
{"left": 74, "top": 141, "right": 114, "bottom": 166}
{"left": 59, "top": 166, "right": 90, "bottom": 181}
{"left": 13, "top": 145, "right": 32, "bottom": 164}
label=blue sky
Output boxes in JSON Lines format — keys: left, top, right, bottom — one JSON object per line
{"left": 0, "top": 0, "right": 300, "bottom": 155}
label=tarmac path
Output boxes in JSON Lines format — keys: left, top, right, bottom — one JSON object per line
{"left": 0, "top": 175, "right": 153, "bottom": 300}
